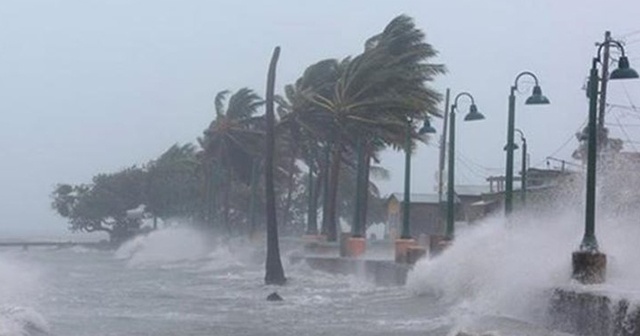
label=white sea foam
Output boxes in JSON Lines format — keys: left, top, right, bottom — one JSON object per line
{"left": 0, "top": 307, "right": 49, "bottom": 336}
{"left": 114, "top": 226, "right": 258, "bottom": 272}
{"left": 0, "top": 254, "right": 48, "bottom": 336}
{"left": 408, "top": 201, "right": 640, "bottom": 328}
{"left": 115, "top": 226, "right": 210, "bottom": 267}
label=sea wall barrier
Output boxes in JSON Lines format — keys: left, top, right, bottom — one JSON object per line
{"left": 549, "top": 287, "right": 640, "bottom": 336}
{"left": 289, "top": 255, "right": 411, "bottom": 286}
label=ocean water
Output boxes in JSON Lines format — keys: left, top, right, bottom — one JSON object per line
{"left": 0, "top": 227, "right": 452, "bottom": 336}
{"left": 7, "top": 217, "right": 633, "bottom": 335}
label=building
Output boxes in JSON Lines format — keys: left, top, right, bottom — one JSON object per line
{"left": 385, "top": 187, "right": 490, "bottom": 239}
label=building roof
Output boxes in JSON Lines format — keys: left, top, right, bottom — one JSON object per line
{"left": 389, "top": 192, "right": 461, "bottom": 204}
{"left": 455, "top": 185, "right": 492, "bottom": 196}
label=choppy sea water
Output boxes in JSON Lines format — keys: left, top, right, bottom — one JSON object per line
{"left": 2, "top": 218, "right": 618, "bottom": 336}
{"left": 0, "top": 228, "right": 453, "bottom": 336}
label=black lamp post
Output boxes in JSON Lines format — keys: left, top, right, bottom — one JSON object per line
{"left": 398, "top": 118, "right": 436, "bottom": 240}
{"left": 445, "top": 92, "right": 485, "bottom": 240}
{"left": 515, "top": 129, "right": 527, "bottom": 206}
{"left": 505, "top": 72, "right": 550, "bottom": 215}
{"left": 572, "top": 37, "right": 638, "bottom": 284}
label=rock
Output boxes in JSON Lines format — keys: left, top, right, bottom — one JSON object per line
{"left": 266, "top": 292, "right": 283, "bottom": 301}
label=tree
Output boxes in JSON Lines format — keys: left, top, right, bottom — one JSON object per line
{"left": 264, "top": 46, "right": 286, "bottom": 285}
{"left": 292, "top": 15, "right": 445, "bottom": 241}
{"left": 146, "top": 144, "right": 201, "bottom": 228}
{"left": 51, "top": 166, "right": 147, "bottom": 245}
{"left": 199, "top": 88, "right": 265, "bottom": 231}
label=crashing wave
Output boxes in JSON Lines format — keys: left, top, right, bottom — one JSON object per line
{"left": 115, "top": 226, "right": 210, "bottom": 266}
{"left": 0, "top": 306, "right": 49, "bottom": 336}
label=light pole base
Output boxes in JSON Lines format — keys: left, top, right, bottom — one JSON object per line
{"left": 572, "top": 250, "right": 606, "bottom": 284}
{"left": 395, "top": 238, "right": 416, "bottom": 263}
{"left": 344, "top": 237, "right": 366, "bottom": 258}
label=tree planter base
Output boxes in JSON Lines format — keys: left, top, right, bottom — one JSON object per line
{"left": 345, "top": 237, "right": 366, "bottom": 258}
{"left": 429, "top": 234, "right": 451, "bottom": 257}
{"left": 395, "top": 238, "right": 416, "bottom": 263}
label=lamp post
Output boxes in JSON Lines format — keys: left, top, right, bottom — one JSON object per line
{"left": 445, "top": 92, "right": 485, "bottom": 240}
{"left": 394, "top": 117, "right": 436, "bottom": 263}
{"left": 401, "top": 119, "right": 413, "bottom": 240}
{"left": 400, "top": 118, "right": 438, "bottom": 239}
{"left": 515, "top": 129, "right": 527, "bottom": 206}
{"left": 505, "top": 72, "right": 550, "bottom": 215}
{"left": 572, "top": 37, "right": 638, "bottom": 284}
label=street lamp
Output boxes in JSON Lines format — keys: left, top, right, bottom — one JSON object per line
{"left": 504, "top": 72, "right": 550, "bottom": 215}
{"left": 515, "top": 129, "right": 527, "bottom": 206}
{"left": 572, "top": 37, "right": 638, "bottom": 284}
{"left": 394, "top": 117, "right": 436, "bottom": 263}
{"left": 445, "top": 92, "right": 485, "bottom": 240}
{"left": 398, "top": 118, "right": 438, "bottom": 240}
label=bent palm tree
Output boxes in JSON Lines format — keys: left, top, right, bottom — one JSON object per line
{"left": 264, "top": 46, "right": 286, "bottom": 286}
{"left": 305, "top": 15, "right": 446, "bottom": 241}
{"left": 199, "top": 88, "right": 265, "bottom": 232}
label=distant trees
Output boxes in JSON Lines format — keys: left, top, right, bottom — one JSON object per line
{"left": 146, "top": 144, "right": 201, "bottom": 227}
{"left": 51, "top": 167, "right": 147, "bottom": 245}
{"left": 51, "top": 144, "right": 201, "bottom": 244}
{"left": 50, "top": 14, "right": 445, "bottom": 251}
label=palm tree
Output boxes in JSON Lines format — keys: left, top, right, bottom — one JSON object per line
{"left": 264, "top": 46, "right": 286, "bottom": 285}
{"left": 199, "top": 88, "right": 265, "bottom": 232}
{"left": 303, "top": 15, "right": 446, "bottom": 241}
{"left": 276, "top": 59, "right": 340, "bottom": 237}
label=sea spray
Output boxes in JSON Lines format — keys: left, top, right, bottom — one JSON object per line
{"left": 408, "top": 201, "right": 640, "bottom": 330}
{"left": 0, "top": 253, "right": 49, "bottom": 336}
{"left": 0, "top": 307, "right": 49, "bottom": 336}
{"left": 114, "top": 226, "right": 261, "bottom": 272}
{"left": 407, "top": 212, "right": 580, "bottom": 323}
{"left": 115, "top": 226, "right": 210, "bottom": 267}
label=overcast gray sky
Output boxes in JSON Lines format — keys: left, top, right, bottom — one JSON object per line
{"left": 1, "top": 0, "right": 640, "bottom": 236}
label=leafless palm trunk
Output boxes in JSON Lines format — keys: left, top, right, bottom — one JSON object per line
{"left": 326, "top": 140, "right": 342, "bottom": 241}
{"left": 264, "top": 46, "right": 286, "bottom": 285}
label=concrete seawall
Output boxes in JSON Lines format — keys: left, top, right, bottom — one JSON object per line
{"left": 549, "top": 287, "right": 640, "bottom": 336}
{"left": 289, "top": 256, "right": 411, "bottom": 286}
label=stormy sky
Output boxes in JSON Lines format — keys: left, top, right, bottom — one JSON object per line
{"left": 1, "top": 0, "right": 639, "bottom": 236}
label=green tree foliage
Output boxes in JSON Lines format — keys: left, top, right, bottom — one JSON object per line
{"left": 51, "top": 144, "right": 204, "bottom": 244}
{"left": 146, "top": 144, "right": 201, "bottom": 224}
{"left": 199, "top": 88, "right": 265, "bottom": 231}
{"left": 277, "top": 14, "right": 445, "bottom": 240}
{"left": 51, "top": 166, "right": 147, "bottom": 245}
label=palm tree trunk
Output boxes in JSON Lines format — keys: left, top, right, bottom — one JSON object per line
{"left": 223, "top": 167, "right": 231, "bottom": 235}
{"left": 326, "top": 141, "right": 342, "bottom": 242}
{"left": 321, "top": 144, "right": 331, "bottom": 237}
{"left": 281, "top": 153, "right": 297, "bottom": 234}
{"left": 306, "top": 163, "right": 318, "bottom": 235}
{"left": 360, "top": 143, "right": 371, "bottom": 237}
{"left": 207, "top": 163, "right": 218, "bottom": 229}
{"left": 264, "top": 46, "right": 286, "bottom": 285}
{"left": 248, "top": 159, "right": 260, "bottom": 238}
